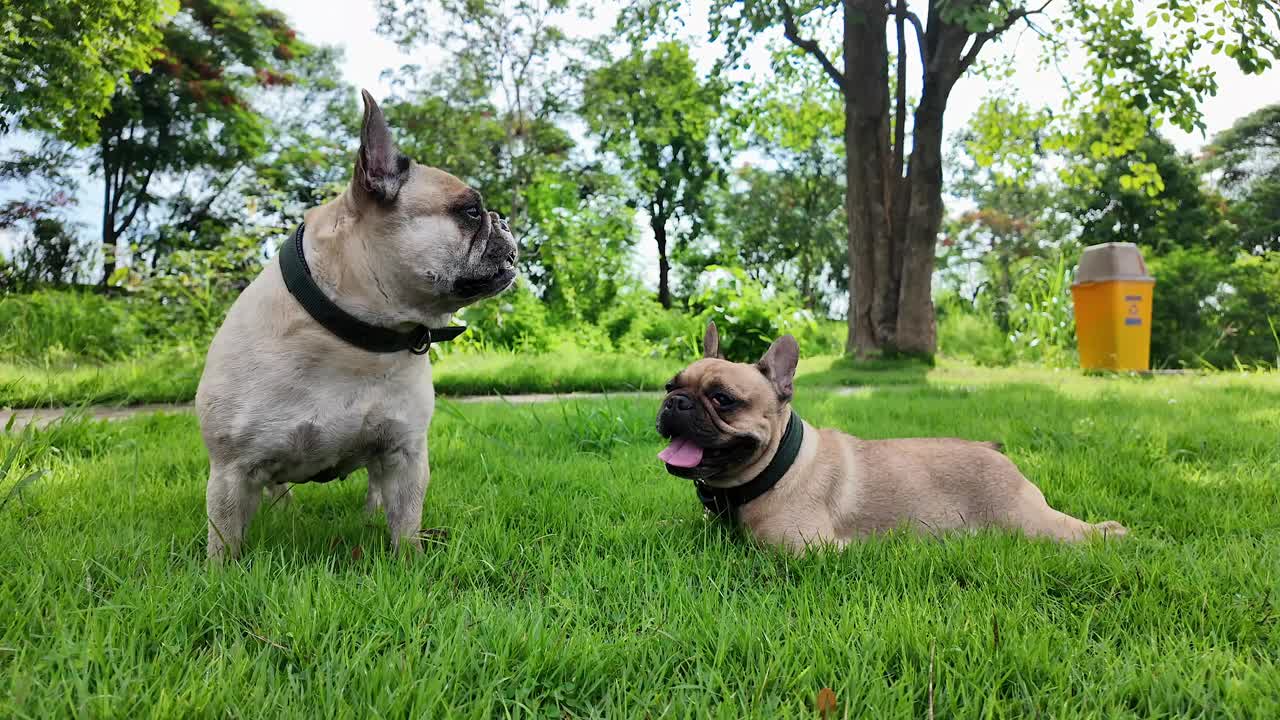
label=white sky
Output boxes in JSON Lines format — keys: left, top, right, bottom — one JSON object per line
{"left": 3, "top": 0, "right": 1277, "bottom": 282}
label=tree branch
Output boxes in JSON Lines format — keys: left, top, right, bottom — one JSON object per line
{"left": 114, "top": 163, "right": 156, "bottom": 237}
{"left": 780, "top": 0, "right": 846, "bottom": 91}
{"left": 893, "top": 0, "right": 907, "bottom": 183}
{"left": 958, "top": 0, "right": 1055, "bottom": 75}
{"left": 887, "top": 2, "right": 927, "bottom": 70}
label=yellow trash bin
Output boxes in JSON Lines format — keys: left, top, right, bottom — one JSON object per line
{"left": 1070, "top": 242, "right": 1155, "bottom": 371}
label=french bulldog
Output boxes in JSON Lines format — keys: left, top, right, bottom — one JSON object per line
{"left": 196, "top": 90, "right": 517, "bottom": 561}
{"left": 655, "top": 323, "right": 1128, "bottom": 553}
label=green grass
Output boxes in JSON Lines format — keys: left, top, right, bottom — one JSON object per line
{"left": 3, "top": 369, "right": 1278, "bottom": 717}
{"left": 0, "top": 351, "right": 951, "bottom": 408}
{"left": 0, "top": 348, "right": 207, "bottom": 408}
{"left": 0, "top": 351, "right": 681, "bottom": 408}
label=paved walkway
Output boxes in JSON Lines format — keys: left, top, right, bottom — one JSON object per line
{"left": 1, "top": 387, "right": 880, "bottom": 432}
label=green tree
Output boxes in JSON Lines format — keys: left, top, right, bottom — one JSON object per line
{"left": 376, "top": 0, "right": 622, "bottom": 309}
{"left": 637, "top": 0, "right": 1280, "bottom": 356}
{"left": 712, "top": 70, "right": 845, "bottom": 310}
{"left": 582, "top": 41, "right": 724, "bottom": 308}
{"left": 0, "top": 0, "right": 177, "bottom": 143}
{"left": 94, "top": 0, "right": 314, "bottom": 284}
{"left": 523, "top": 167, "right": 638, "bottom": 324}
{"left": 1069, "top": 129, "right": 1234, "bottom": 255}
{"left": 4, "top": 0, "right": 318, "bottom": 285}
{"left": 383, "top": 71, "right": 574, "bottom": 229}
{"left": 376, "top": 0, "right": 581, "bottom": 229}
{"left": 1204, "top": 103, "right": 1280, "bottom": 254}
{"left": 146, "top": 45, "right": 355, "bottom": 260}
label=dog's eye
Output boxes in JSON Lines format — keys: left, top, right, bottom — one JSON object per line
{"left": 710, "top": 392, "right": 736, "bottom": 409}
{"left": 464, "top": 205, "right": 483, "bottom": 220}
{"left": 664, "top": 381, "right": 676, "bottom": 393}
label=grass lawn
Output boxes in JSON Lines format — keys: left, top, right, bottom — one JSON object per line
{"left": 0, "top": 350, "right": 938, "bottom": 408}
{"left": 0, "top": 350, "right": 684, "bottom": 408}
{"left": 3, "top": 368, "right": 1279, "bottom": 716}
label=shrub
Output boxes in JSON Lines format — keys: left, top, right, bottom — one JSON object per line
{"left": 688, "top": 266, "right": 827, "bottom": 361}
{"left": 1220, "top": 252, "right": 1280, "bottom": 368}
{"left": 117, "top": 232, "right": 267, "bottom": 347}
{"left": 1146, "top": 247, "right": 1231, "bottom": 368}
{"left": 936, "top": 292, "right": 1013, "bottom": 366}
{"left": 602, "top": 294, "right": 700, "bottom": 359}
{"left": 457, "top": 282, "right": 554, "bottom": 353}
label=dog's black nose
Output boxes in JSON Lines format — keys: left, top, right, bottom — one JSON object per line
{"left": 665, "top": 394, "right": 694, "bottom": 413}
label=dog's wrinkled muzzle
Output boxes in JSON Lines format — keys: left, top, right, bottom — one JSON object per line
{"left": 454, "top": 214, "right": 518, "bottom": 299}
{"left": 656, "top": 393, "right": 708, "bottom": 469}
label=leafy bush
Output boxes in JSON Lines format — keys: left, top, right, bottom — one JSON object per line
{"left": 791, "top": 319, "right": 845, "bottom": 357}
{"left": 936, "top": 292, "right": 1014, "bottom": 366}
{"left": 687, "top": 266, "right": 827, "bottom": 360}
{"left": 457, "top": 282, "right": 554, "bottom": 353}
{"left": 601, "top": 294, "right": 699, "bottom": 359}
{"left": 115, "top": 232, "right": 267, "bottom": 347}
{"left": 1220, "top": 252, "right": 1280, "bottom": 368}
{"left": 1148, "top": 248, "right": 1280, "bottom": 369}
{"left": 1146, "top": 247, "right": 1230, "bottom": 368}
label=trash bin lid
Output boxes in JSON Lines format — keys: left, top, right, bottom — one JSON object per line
{"left": 1072, "top": 242, "right": 1155, "bottom": 285}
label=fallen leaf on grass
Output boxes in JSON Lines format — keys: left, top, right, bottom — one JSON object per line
{"left": 816, "top": 687, "right": 837, "bottom": 717}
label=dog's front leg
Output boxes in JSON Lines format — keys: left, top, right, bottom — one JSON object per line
{"left": 370, "top": 446, "right": 428, "bottom": 552}
{"left": 363, "top": 482, "right": 383, "bottom": 516}
{"left": 206, "top": 464, "right": 263, "bottom": 562}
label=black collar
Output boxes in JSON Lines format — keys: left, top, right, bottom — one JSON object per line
{"left": 279, "top": 222, "right": 465, "bottom": 355}
{"left": 695, "top": 411, "right": 804, "bottom": 522}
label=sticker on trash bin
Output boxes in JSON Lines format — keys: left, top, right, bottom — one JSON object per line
{"left": 1124, "top": 297, "right": 1143, "bottom": 326}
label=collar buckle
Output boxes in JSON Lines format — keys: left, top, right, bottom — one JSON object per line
{"left": 409, "top": 327, "right": 432, "bottom": 355}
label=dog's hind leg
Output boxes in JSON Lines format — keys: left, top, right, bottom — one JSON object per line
{"left": 206, "top": 464, "right": 263, "bottom": 562}
{"left": 1009, "top": 482, "right": 1128, "bottom": 543}
{"left": 370, "top": 447, "right": 427, "bottom": 553}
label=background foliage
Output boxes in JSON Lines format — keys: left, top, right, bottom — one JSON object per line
{"left": 2, "top": 0, "right": 1279, "bottom": 373}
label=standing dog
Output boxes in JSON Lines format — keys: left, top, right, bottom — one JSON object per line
{"left": 656, "top": 323, "right": 1128, "bottom": 553}
{"left": 197, "top": 91, "right": 517, "bottom": 560}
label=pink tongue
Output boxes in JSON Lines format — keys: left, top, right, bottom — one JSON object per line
{"left": 658, "top": 437, "right": 704, "bottom": 468}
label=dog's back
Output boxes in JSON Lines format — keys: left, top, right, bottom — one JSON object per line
{"left": 771, "top": 427, "right": 1032, "bottom": 540}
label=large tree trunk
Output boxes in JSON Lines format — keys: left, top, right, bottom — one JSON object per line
{"left": 843, "top": 0, "right": 895, "bottom": 356}
{"left": 782, "top": 0, "right": 998, "bottom": 357}
{"left": 896, "top": 93, "right": 948, "bottom": 354}
{"left": 893, "top": 6, "right": 971, "bottom": 355}
{"left": 654, "top": 216, "right": 671, "bottom": 308}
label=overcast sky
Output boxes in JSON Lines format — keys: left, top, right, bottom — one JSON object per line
{"left": 3, "top": 0, "right": 1277, "bottom": 279}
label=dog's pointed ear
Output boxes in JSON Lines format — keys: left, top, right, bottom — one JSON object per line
{"left": 702, "top": 321, "right": 722, "bottom": 359}
{"left": 354, "top": 89, "right": 409, "bottom": 204}
{"left": 756, "top": 335, "right": 799, "bottom": 402}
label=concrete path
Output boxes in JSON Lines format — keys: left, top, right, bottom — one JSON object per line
{"left": 1, "top": 386, "right": 881, "bottom": 432}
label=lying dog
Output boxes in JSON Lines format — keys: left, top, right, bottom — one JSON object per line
{"left": 197, "top": 90, "right": 517, "bottom": 560}
{"left": 656, "top": 323, "right": 1128, "bottom": 552}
